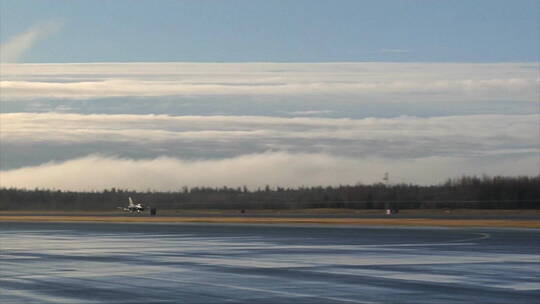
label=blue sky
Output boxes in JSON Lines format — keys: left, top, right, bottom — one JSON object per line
{"left": 1, "top": 0, "right": 539, "bottom": 62}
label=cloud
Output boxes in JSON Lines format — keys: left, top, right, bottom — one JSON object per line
{"left": 0, "top": 21, "right": 63, "bottom": 63}
{"left": 379, "top": 49, "right": 410, "bottom": 53}
{"left": 1, "top": 153, "right": 538, "bottom": 191}
{"left": 2, "top": 112, "right": 537, "bottom": 146}
{"left": 288, "top": 110, "right": 335, "bottom": 116}
{"left": 1, "top": 113, "right": 538, "bottom": 172}
{"left": 1, "top": 62, "right": 537, "bottom": 186}
{"left": 0, "top": 62, "right": 538, "bottom": 102}
{"left": 1, "top": 77, "right": 536, "bottom": 100}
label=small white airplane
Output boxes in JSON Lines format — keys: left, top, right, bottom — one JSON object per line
{"left": 118, "top": 197, "right": 146, "bottom": 213}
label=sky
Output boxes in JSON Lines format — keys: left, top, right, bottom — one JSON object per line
{"left": 2, "top": 0, "right": 539, "bottom": 63}
{"left": 0, "top": 1, "right": 539, "bottom": 191}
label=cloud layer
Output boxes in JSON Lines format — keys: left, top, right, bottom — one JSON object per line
{"left": 1, "top": 153, "right": 538, "bottom": 191}
{"left": 1, "top": 113, "right": 537, "bottom": 159}
{"left": 1, "top": 62, "right": 538, "bottom": 102}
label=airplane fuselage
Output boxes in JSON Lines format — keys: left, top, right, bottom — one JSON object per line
{"left": 122, "top": 206, "right": 145, "bottom": 213}
{"left": 118, "top": 198, "right": 146, "bottom": 213}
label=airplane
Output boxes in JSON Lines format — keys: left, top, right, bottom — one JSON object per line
{"left": 118, "top": 197, "right": 146, "bottom": 213}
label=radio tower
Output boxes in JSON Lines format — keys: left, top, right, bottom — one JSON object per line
{"left": 383, "top": 172, "right": 393, "bottom": 214}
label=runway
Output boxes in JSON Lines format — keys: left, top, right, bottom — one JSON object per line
{"left": 1, "top": 222, "right": 539, "bottom": 303}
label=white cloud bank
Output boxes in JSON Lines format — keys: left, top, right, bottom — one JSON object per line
{"left": 1, "top": 153, "right": 538, "bottom": 191}
{"left": 0, "top": 21, "right": 62, "bottom": 63}
{"left": 1, "top": 62, "right": 538, "bottom": 190}
{"left": 1, "top": 62, "right": 538, "bottom": 102}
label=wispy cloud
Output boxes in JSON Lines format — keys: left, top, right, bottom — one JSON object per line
{"left": 0, "top": 21, "right": 63, "bottom": 63}
{"left": 288, "top": 110, "right": 335, "bottom": 116}
{"left": 379, "top": 48, "right": 410, "bottom": 54}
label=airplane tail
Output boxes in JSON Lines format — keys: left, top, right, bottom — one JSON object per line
{"left": 128, "top": 197, "right": 134, "bottom": 206}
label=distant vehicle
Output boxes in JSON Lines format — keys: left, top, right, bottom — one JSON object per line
{"left": 118, "top": 197, "right": 146, "bottom": 213}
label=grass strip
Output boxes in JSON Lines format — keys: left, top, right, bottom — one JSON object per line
{"left": 1, "top": 216, "right": 539, "bottom": 228}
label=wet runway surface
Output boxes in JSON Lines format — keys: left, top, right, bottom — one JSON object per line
{"left": 1, "top": 222, "right": 539, "bottom": 303}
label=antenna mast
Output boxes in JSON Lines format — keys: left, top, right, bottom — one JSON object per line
{"left": 383, "top": 172, "right": 389, "bottom": 185}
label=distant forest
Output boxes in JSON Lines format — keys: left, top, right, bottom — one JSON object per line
{"left": 1, "top": 175, "right": 539, "bottom": 210}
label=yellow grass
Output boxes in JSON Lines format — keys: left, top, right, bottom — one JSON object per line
{"left": 1, "top": 215, "right": 539, "bottom": 228}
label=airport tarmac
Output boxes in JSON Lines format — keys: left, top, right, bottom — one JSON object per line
{"left": 1, "top": 222, "right": 539, "bottom": 303}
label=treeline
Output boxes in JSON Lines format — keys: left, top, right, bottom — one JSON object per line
{"left": 0, "top": 175, "right": 539, "bottom": 210}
